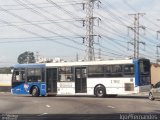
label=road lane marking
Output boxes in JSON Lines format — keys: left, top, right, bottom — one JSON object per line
{"left": 38, "top": 113, "right": 48, "bottom": 116}
{"left": 43, "top": 113, "right": 48, "bottom": 115}
{"left": 46, "top": 105, "right": 51, "bottom": 108}
{"left": 107, "top": 105, "right": 115, "bottom": 108}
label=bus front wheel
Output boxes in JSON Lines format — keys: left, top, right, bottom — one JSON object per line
{"left": 31, "top": 86, "right": 40, "bottom": 97}
{"left": 94, "top": 85, "right": 106, "bottom": 97}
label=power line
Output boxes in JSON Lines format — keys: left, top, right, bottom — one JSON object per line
{"left": 0, "top": 2, "right": 84, "bottom": 47}
{"left": 0, "top": 0, "right": 124, "bottom": 59}
{"left": 103, "top": 1, "right": 158, "bottom": 59}
{"left": 17, "top": 0, "right": 84, "bottom": 39}
{"left": 0, "top": 17, "right": 85, "bottom": 52}
{"left": 0, "top": 19, "right": 80, "bottom": 27}
{"left": 0, "top": 1, "right": 78, "bottom": 7}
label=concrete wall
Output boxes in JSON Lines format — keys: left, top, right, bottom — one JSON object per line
{"left": 0, "top": 74, "right": 12, "bottom": 92}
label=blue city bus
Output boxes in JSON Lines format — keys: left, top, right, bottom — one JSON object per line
{"left": 11, "top": 58, "right": 151, "bottom": 97}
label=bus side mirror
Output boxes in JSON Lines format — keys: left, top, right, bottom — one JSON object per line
{"left": 11, "top": 69, "right": 14, "bottom": 73}
{"left": 10, "top": 67, "right": 14, "bottom": 73}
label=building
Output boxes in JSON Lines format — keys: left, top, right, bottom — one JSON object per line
{"left": 151, "top": 63, "right": 160, "bottom": 85}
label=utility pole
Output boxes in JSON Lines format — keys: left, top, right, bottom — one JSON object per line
{"left": 76, "top": 53, "right": 79, "bottom": 61}
{"left": 128, "top": 13, "right": 145, "bottom": 59}
{"left": 35, "top": 51, "right": 39, "bottom": 63}
{"left": 157, "top": 31, "right": 160, "bottom": 39}
{"left": 157, "top": 19, "right": 160, "bottom": 39}
{"left": 98, "top": 48, "right": 101, "bottom": 60}
{"left": 27, "top": 51, "right": 29, "bottom": 64}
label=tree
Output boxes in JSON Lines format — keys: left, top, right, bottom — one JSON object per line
{"left": 17, "top": 51, "right": 36, "bottom": 64}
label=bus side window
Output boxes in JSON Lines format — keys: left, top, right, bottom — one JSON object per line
{"left": 88, "top": 65, "right": 104, "bottom": 78}
{"left": 105, "top": 65, "right": 123, "bottom": 77}
{"left": 59, "top": 67, "right": 73, "bottom": 82}
{"left": 124, "top": 64, "right": 134, "bottom": 76}
{"left": 27, "top": 68, "right": 42, "bottom": 82}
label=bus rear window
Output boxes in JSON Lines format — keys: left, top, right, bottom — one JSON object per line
{"left": 140, "top": 60, "right": 150, "bottom": 74}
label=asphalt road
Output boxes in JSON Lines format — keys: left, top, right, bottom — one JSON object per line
{"left": 0, "top": 93, "right": 160, "bottom": 120}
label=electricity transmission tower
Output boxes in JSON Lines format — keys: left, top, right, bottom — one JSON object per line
{"left": 84, "top": 0, "right": 100, "bottom": 61}
{"left": 128, "top": 13, "right": 145, "bottom": 59}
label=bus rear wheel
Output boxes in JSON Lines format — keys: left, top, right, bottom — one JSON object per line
{"left": 32, "top": 86, "right": 40, "bottom": 97}
{"left": 95, "top": 85, "right": 106, "bottom": 97}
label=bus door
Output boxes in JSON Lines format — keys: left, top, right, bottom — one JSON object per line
{"left": 46, "top": 68, "right": 57, "bottom": 93}
{"left": 75, "top": 67, "right": 87, "bottom": 93}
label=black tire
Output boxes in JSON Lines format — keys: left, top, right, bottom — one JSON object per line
{"left": 95, "top": 85, "right": 106, "bottom": 97}
{"left": 149, "top": 92, "right": 154, "bottom": 101}
{"left": 32, "top": 86, "right": 40, "bottom": 97}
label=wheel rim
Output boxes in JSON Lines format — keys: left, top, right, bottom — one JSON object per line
{"left": 149, "top": 93, "right": 153, "bottom": 100}
{"left": 97, "top": 88, "right": 104, "bottom": 96}
{"left": 32, "top": 88, "right": 37, "bottom": 96}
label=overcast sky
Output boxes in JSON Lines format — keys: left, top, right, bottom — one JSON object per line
{"left": 0, "top": 0, "right": 160, "bottom": 67}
